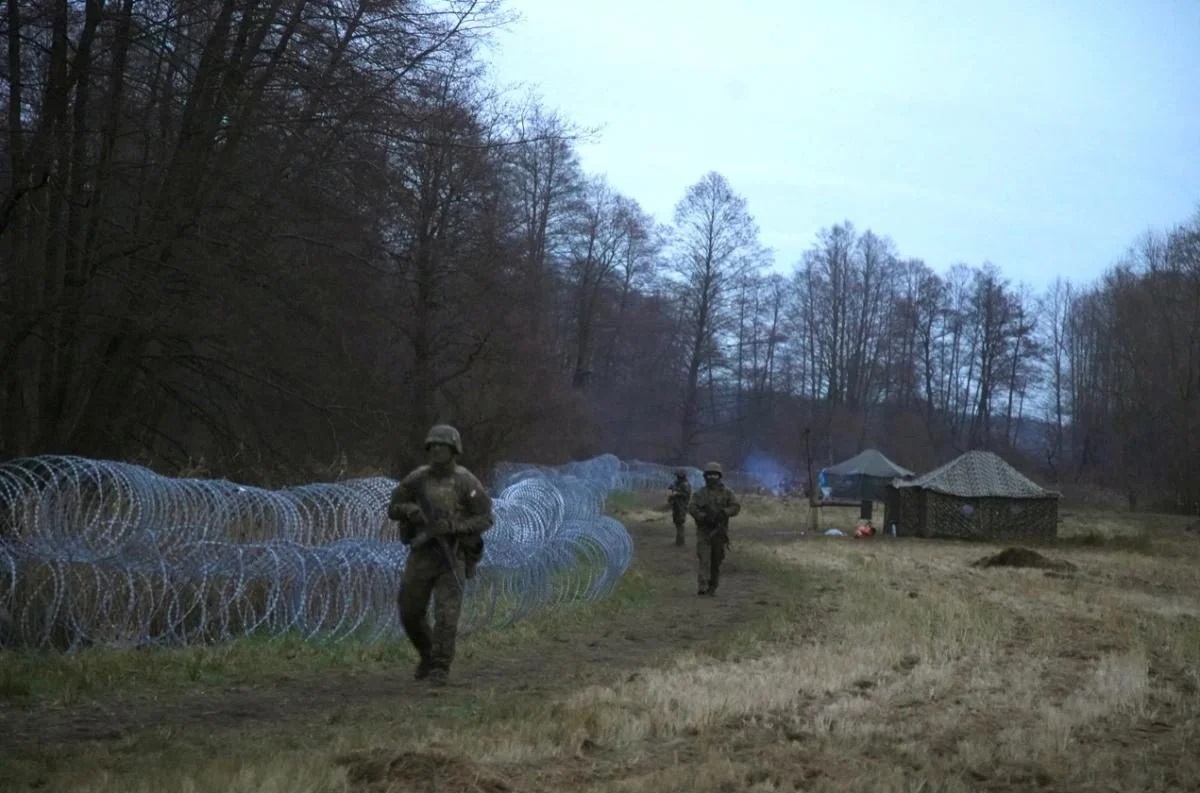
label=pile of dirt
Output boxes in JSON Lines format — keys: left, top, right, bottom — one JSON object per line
{"left": 971, "top": 547, "right": 1076, "bottom": 572}
{"left": 337, "top": 749, "right": 516, "bottom": 793}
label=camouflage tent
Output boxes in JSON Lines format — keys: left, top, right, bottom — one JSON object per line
{"left": 820, "top": 448, "right": 914, "bottom": 502}
{"left": 883, "top": 450, "right": 1059, "bottom": 539}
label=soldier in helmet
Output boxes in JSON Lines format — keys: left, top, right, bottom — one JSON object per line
{"left": 388, "top": 424, "right": 494, "bottom": 686}
{"left": 667, "top": 469, "right": 692, "bottom": 546}
{"left": 687, "top": 461, "right": 741, "bottom": 596}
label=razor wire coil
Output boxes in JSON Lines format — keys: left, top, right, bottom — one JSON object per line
{"left": 0, "top": 453, "right": 722, "bottom": 651}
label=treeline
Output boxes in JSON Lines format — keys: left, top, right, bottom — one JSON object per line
{"left": 2, "top": 1, "right": 1197, "bottom": 509}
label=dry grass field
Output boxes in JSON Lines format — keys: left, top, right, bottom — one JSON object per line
{"left": 2, "top": 495, "right": 1198, "bottom": 792}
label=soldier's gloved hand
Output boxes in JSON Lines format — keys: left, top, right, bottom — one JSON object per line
{"left": 392, "top": 502, "right": 426, "bottom": 525}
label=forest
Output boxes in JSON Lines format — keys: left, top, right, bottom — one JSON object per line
{"left": 3, "top": 0, "right": 1198, "bottom": 511}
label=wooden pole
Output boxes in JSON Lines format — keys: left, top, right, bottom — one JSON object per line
{"left": 804, "top": 426, "right": 818, "bottom": 532}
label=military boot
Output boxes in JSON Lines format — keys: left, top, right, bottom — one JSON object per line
{"left": 414, "top": 657, "right": 433, "bottom": 680}
{"left": 427, "top": 668, "right": 448, "bottom": 687}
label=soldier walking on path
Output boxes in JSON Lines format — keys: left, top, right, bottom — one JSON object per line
{"left": 667, "top": 469, "right": 692, "bottom": 546}
{"left": 388, "top": 425, "right": 494, "bottom": 686}
{"left": 687, "top": 461, "right": 741, "bottom": 596}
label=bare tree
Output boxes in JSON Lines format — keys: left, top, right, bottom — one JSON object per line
{"left": 800, "top": 222, "right": 856, "bottom": 405}
{"left": 504, "top": 97, "right": 584, "bottom": 345}
{"left": 597, "top": 196, "right": 663, "bottom": 385}
{"left": 1001, "top": 284, "right": 1040, "bottom": 449}
{"left": 669, "top": 172, "right": 765, "bottom": 462}
{"left": 564, "top": 175, "right": 624, "bottom": 389}
{"left": 1039, "top": 277, "right": 1073, "bottom": 479}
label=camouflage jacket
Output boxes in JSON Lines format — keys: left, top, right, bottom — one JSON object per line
{"left": 688, "top": 484, "right": 741, "bottom": 531}
{"left": 668, "top": 479, "right": 691, "bottom": 505}
{"left": 387, "top": 464, "right": 494, "bottom": 543}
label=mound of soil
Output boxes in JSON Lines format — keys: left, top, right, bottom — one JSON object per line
{"left": 971, "top": 547, "right": 1076, "bottom": 572}
{"left": 336, "top": 748, "right": 513, "bottom": 791}
{"left": 337, "top": 749, "right": 515, "bottom": 793}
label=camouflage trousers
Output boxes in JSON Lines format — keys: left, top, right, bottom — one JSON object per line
{"left": 695, "top": 527, "right": 727, "bottom": 592}
{"left": 398, "top": 542, "right": 466, "bottom": 672}
{"left": 671, "top": 504, "right": 687, "bottom": 545}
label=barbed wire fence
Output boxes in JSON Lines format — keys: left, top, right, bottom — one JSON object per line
{"left": 0, "top": 453, "right": 762, "bottom": 651}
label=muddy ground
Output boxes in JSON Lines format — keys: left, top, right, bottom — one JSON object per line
{"left": 3, "top": 517, "right": 1198, "bottom": 793}
{"left": 0, "top": 522, "right": 808, "bottom": 750}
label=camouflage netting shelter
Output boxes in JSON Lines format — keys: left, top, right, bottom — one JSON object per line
{"left": 883, "top": 450, "right": 1059, "bottom": 539}
{"left": 820, "top": 448, "right": 914, "bottom": 502}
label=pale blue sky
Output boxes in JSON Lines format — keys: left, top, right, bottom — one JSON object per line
{"left": 483, "top": 0, "right": 1200, "bottom": 288}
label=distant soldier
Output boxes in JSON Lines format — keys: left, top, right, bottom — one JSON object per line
{"left": 388, "top": 424, "right": 494, "bottom": 686}
{"left": 667, "top": 469, "right": 692, "bottom": 546}
{"left": 687, "top": 461, "right": 741, "bottom": 596}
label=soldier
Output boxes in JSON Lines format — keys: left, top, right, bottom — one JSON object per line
{"left": 667, "top": 469, "right": 692, "bottom": 546}
{"left": 687, "top": 461, "right": 741, "bottom": 596}
{"left": 388, "top": 424, "right": 494, "bottom": 686}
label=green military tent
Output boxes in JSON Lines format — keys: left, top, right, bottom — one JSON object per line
{"left": 884, "top": 450, "right": 1060, "bottom": 539}
{"left": 819, "top": 449, "right": 915, "bottom": 502}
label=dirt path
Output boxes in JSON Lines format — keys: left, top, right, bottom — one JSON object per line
{"left": 0, "top": 522, "right": 803, "bottom": 751}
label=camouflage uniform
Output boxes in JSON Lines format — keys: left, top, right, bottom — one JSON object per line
{"left": 667, "top": 471, "right": 692, "bottom": 546}
{"left": 687, "top": 461, "right": 741, "bottom": 595}
{"left": 389, "top": 425, "right": 494, "bottom": 685}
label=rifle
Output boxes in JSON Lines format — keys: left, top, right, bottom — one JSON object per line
{"left": 698, "top": 505, "right": 732, "bottom": 552}
{"left": 411, "top": 483, "right": 467, "bottom": 589}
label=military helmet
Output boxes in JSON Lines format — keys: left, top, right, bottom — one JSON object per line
{"left": 424, "top": 424, "right": 462, "bottom": 455}
{"left": 703, "top": 461, "right": 723, "bottom": 476}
